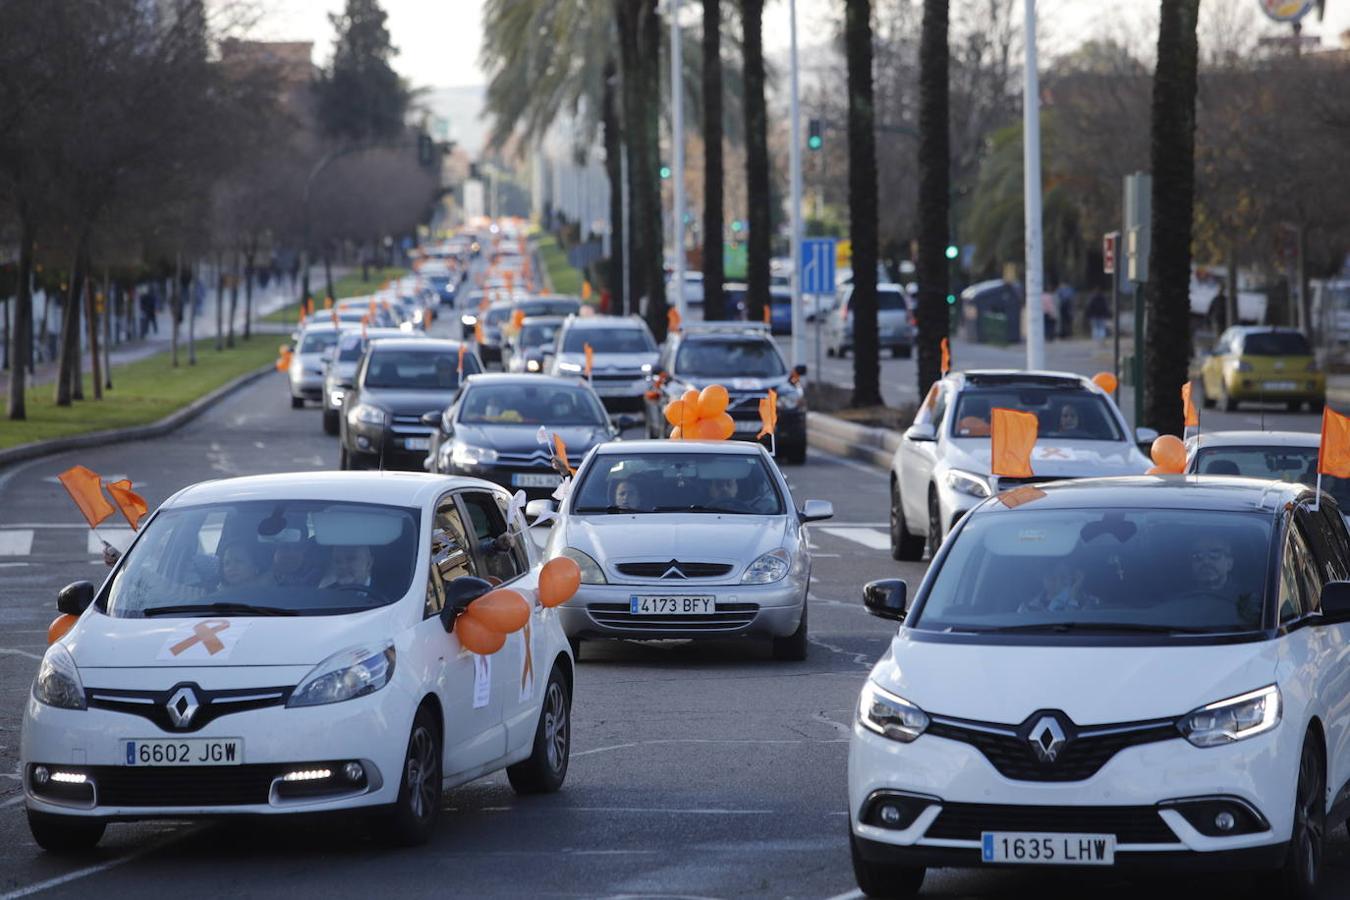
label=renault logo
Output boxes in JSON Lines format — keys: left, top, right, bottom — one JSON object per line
{"left": 1028, "top": 715, "right": 1067, "bottom": 763}
{"left": 165, "top": 686, "right": 200, "bottom": 729}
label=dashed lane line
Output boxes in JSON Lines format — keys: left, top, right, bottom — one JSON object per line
{"left": 0, "top": 826, "right": 199, "bottom": 900}
{"left": 817, "top": 527, "right": 890, "bottom": 551}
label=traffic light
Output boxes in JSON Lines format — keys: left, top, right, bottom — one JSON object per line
{"left": 807, "top": 118, "right": 823, "bottom": 151}
{"left": 946, "top": 294, "right": 957, "bottom": 305}
{"left": 944, "top": 243, "right": 959, "bottom": 260}
{"left": 659, "top": 164, "right": 672, "bottom": 180}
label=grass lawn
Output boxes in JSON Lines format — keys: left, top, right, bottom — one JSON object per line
{"left": 261, "top": 266, "right": 409, "bottom": 324}
{"left": 2, "top": 338, "right": 281, "bottom": 450}
{"left": 537, "top": 240, "right": 583, "bottom": 296}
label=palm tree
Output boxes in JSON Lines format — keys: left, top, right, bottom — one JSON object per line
{"left": 846, "top": 0, "right": 881, "bottom": 407}
{"left": 741, "top": 0, "right": 771, "bottom": 324}
{"left": 701, "top": 0, "right": 726, "bottom": 320}
{"left": 915, "top": 0, "right": 950, "bottom": 397}
{"left": 1143, "top": 0, "right": 1201, "bottom": 434}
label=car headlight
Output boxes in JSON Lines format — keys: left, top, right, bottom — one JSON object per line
{"left": 946, "top": 469, "right": 992, "bottom": 498}
{"left": 777, "top": 389, "right": 804, "bottom": 410}
{"left": 858, "top": 680, "right": 928, "bottom": 743}
{"left": 461, "top": 314, "right": 478, "bottom": 326}
{"left": 526, "top": 359, "right": 541, "bottom": 372}
{"left": 561, "top": 547, "right": 606, "bottom": 584}
{"left": 33, "top": 644, "right": 86, "bottom": 710}
{"left": 350, "top": 404, "right": 387, "bottom": 426}
{"left": 1178, "top": 685, "right": 1280, "bottom": 748}
{"left": 287, "top": 642, "right": 396, "bottom": 708}
{"left": 329, "top": 389, "right": 345, "bottom": 407}
{"left": 742, "top": 548, "right": 791, "bottom": 584}
{"left": 451, "top": 442, "right": 499, "bottom": 467}
{"left": 558, "top": 362, "right": 583, "bottom": 374}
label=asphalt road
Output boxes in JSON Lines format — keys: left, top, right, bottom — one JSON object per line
{"left": 0, "top": 311, "right": 1342, "bottom": 899}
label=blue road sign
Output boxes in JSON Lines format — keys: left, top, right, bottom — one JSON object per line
{"left": 801, "top": 238, "right": 837, "bottom": 295}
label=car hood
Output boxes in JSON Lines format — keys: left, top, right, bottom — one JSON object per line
{"left": 66, "top": 604, "right": 407, "bottom": 669}
{"left": 873, "top": 630, "right": 1279, "bottom": 725}
{"left": 945, "top": 438, "right": 1150, "bottom": 478}
{"left": 565, "top": 514, "right": 788, "bottom": 573}
{"left": 672, "top": 374, "right": 794, "bottom": 396}
{"left": 556, "top": 351, "right": 658, "bottom": 372}
{"left": 359, "top": 387, "right": 460, "bottom": 416}
{"left": 454, "top": 422, "right": 611, "bottom": 456}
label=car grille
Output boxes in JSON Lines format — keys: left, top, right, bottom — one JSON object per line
{"left": 496, "top": 449, "right": 557, "bottom": 467}
{"left": 591, "top": 372, "right": 643, "bottom": 382}
{"left": 615, "top": 561, "right": 735, "bottom": 578}
{"left": 586, "top": 602, "right": 757, "bottom": 631}
{"left": 926, "top": 713, "right": 1179, "bottom": 782}
{"left": 86, "top": 685, "right": 291, "bottom": 734}
{"left": 926, "top": 803, "right": 1179, "bottom": 845}
{"left": 390, "top": 412, "right": 437, "bottom": 435}
{"left": 92, "top": 764, "right": 283, "bottom": 807}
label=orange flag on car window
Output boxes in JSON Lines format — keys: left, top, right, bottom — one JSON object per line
{"left": 940, "top": 337, "right": 951, "bottom": 376}
{"left": 762, "top": 304, "right": 771, "bottom": 325}
{"left": 475, "top": 321, "right": 485, "bottom": 344}
{"left": 990, "top": 408, "right": 1038, "bottom": 478}
{"left": 1319, "top": 407, "right": 1350, "bottom": 478}
{"left": 552, "top": 433, "right": 575, "bottom": 475}
{"left": 1182, "top": 382, "right": 1199, "bottom": 427}
{"left": 583, "top": 343, "right": 594, "bottom": 379}
{"left": 457, "top": 342, "right": 466, "bottom": 376}
{"left": 57, "top": 466, "right": 116, "bottom": 529}
{"left": 757, "top": 389, "right": 779, "bottom": 439}
{"left": 106, "top": 479, "right": 148, "bottom": 530}
{"left": 668, "top": 307, "right": 681, "bottom": 333}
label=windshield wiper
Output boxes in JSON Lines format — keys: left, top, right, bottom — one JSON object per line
{"left": 964, "top": 621, "right": 1217, "bottom": 635}
{"left": 142, "top": 602, "right": 298, "bottom": 617}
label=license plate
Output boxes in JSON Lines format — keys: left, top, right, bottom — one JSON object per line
{"left": 123, "top": 738, "right": 242, "bottom": 767}
{"left": 1264, "top": 381, "right": 1296, "bottom": 391}
{"left": 513, "top": 472, "right": 562, "bottom": 488}
{"left": 981, "top": 832, "right": 1115, "bottom": 866}
{"left": 629, "top": 595, "right": 715, "bottom": 615}
{"left": 404, "top": 437, "right": 431, "bottom": 450}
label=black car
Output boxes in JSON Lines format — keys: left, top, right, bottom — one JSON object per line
{"left": 646, "top": 323, "right": 809, "bottom": 464}
{"left": 338, "top": 338, "right": 482, "bottom": 471}
{"left": 427, "top": 374, "right": 633, "bottom": 498}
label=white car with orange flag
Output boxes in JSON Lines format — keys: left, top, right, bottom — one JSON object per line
{"left": 21, "top": 471, "right": 581, "bottom": 852}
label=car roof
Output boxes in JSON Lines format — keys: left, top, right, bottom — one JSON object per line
{"left": 1191, "top": 430, "right": 1318, "bottom": 449}
{"left": 298, "top": 322, "right": 341, "bottom": 334}
{"left": 563, "top": 315, "right": 649, "bottom": 330}
{"left": 367, "top": 338, "right": 467, "bottom": 352}
{"left": 973, "top": 475, "right": 1309, "bottom": 515}
{"left": 521, "top": 315, "right": 566, "bottom": 325}
{"left": 463, "top": 373, "right": 591, "bottom": 388}
{"left": 164, "top": 472, "right": 481, "bottom": 510}
{"left": 946, "top": 369, "right": 1095, "bottom": 391}
{"left": 592, "top": 439, "right": 764, "bottom": 456}
{"left": 677, "top": 331, "right": 778, "bottom": 345}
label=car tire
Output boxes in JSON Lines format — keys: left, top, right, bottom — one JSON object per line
{"left": 1264, "top": 733, "right": 1326, "bottom": 900}
{"left": 322, "top": 409, "right": 339, "bottom": 436}
{"left": 850, "top": 831, "right": 924, "bottom": 899}
{"left": 925, "top": 489, "right": 943, "bottom": 560}
{"left": 290, "top": 395, "right": 304, "bottom": 409}
{"left": 385, "top": 705, "right": 442, "bottom": 846}
{"left": 506, "top": 665, "right": 571, "bottom": 795}
{"left": 890, "top": 481, "right": 924, "bottom": 562}
{"left": 771, "top": 598, "right": 809, "bottom": 661}
{"left": 567, "top": 636, "right": 582, "bottom": 661}
{"left": 27, "top": 810, "right": 106, "bottom": 854}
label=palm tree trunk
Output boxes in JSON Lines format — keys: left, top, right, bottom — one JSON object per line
{"left": 741, "top": 0, "right": 770, "bottom": 324}
{"left": 602, "top": 56, "right": 625, "bottom": 315}
{"left": 701, "top": 0, "right": 726, "bottom": 321}
{"left": 915, "top": 0, "right": 951, "bottom": 396}
{"left": 1142, "top": 0, "right": 1201, "bottom": 434}
{"left": 846, "top": 0, "right": 882, "bottom": 407}
{"left": 639, "top": 0, "right": 668, "bottom": 341}
{"left": 7, "top": 211, "right": 34, "bottom": 420}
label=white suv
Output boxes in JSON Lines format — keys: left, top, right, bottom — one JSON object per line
{"left": 850, "top": 476, "right": 1350, "bottom": 898}
{"left": 889, "top": 371, "right": 1153, "bottom": 560}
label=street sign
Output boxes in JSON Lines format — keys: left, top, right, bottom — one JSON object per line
{"left": 801, "top": 238, "right": 836, "bottom": 295}
{"left": 1102, "top": 231, "right": 1119, "bottom": 275}
{"left": 1123, "top": 173, "right": 1152, "bottom": 284}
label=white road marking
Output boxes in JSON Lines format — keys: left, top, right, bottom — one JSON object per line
{"left": 821, "top": 889, "right": 864, "bottom": 900}
{"left": 574, "top": 737, "right": 845, "bottom": 759}
{"left": 0, "top": 827, "right": 197, "bottom": 900}
{"left": 0, "top": 794, "right": 25, "bottom": 808}
{"left": 808, "top": 636, "right": 874, "bottom": 669}
{"left": 0, "top": 530, "right": 34, "bottom": 556}
{"left": 0, "top": 562, "right": 30, "bottom": 569}
{"left": 0, "top": 648, "right": 42, "bottom": 661}
{"left": 86, "top": 529, "right": 134, "bottom": 555}
{"left": 818, "top": 527, "right": 890, "bottom": 551}
{"left": 482, "top": 805, "right": 774, "bottom": 815}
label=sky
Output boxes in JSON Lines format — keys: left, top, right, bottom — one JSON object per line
{"left": 255, "top": 0, "right": 1350, "bottom": 90}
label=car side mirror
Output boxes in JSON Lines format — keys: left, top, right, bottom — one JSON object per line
{"left": 863, "top": 579, "right": 908, "bottom": 622}
{"left": 439, "top": 576, "right": 495, "bottom": 633}
{"left": 1135, "top": 426, "right": 1159, "bottom": 446}
{"left": 421, "top": 411, "right": 441, "bottom": 427}
{"left": 905, "top": 423, "right": 937, "bottom": 442}
{"left": 800, "top": 499, "right": 834, "bottom": 522}
{"left": 58, "top": 581, "right": 96, "bottom": 616}
{"left": 525, "top": 499, "right": 556, "bottom": 522}
{"left": 1320, "top": 581, "right": 1350, "bottom": 624}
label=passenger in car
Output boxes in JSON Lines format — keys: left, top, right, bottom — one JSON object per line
{"left": 268, "top": 538, "right": 326, "bottom": 587}
{"left": 323, "top": 545, "right": 374, "bottom": 588}
{"left": 611, "top": 477, "right": 644, "bottom": 511}
{"left": 1017, "top": 560, "right": 1099, "bottom": 613}
{"left": 218, "top": 541, "right": 266, "bottom": 590}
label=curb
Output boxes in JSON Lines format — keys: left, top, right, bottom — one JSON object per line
{"left": 807, "top": 411, "right": 898, "bottom": 471}
{"left": 0, "top": 364, "right": 275, "bottom": 471}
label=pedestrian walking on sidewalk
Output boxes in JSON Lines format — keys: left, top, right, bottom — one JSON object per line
{"left": 141, "top": 285, "right": 160, "bottom": 337}
{"left": 1056, "top": 282, "right": 1076, "bottom": 339}
{"left": 1086, "top": 288, "right": 1110, "bottom": 344}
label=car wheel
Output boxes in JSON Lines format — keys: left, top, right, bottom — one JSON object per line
{"left": 897, "top": 345, "right": 913, "bottom": 359}
{"left": 850, "top": 831, "right": 924, "bottom": 899}
{"left": 290, "top": 395, "right": 304, "bottom": 409}
{"left": 890, "top": 481, "right": 924, "bottom": 562}
{"left": 567, "top": 636, "right": 582, "bottom": 661}
{"left": 925, "top": 490, "right": 943, "bottom": 560}
{"left": 386, "top": 705, "right": 442, "bottom": 846}
{"left": 27, "top": 810, "right": 106, "bottom": 854}
{"left": 322, "top": 409, "right": 339, "bottom": 436}
{"left": 1265, "top": 734, "right": 1326, "bottom": 900}
{"left": 507, "top": 665, "right": 571, "bottom": 795}
{"left": 771, "top": 597, "right": 808, "bottom": 661}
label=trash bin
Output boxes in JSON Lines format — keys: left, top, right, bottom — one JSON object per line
{"left": 962, "top": 280, "right": 1022, "bottom": 344}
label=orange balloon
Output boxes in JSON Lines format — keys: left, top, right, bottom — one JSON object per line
{"left": 664, "top": 399, "right": 688, "bottom": 426}
{"left": 1146, "top": 465, "right": 1166, "bottom": 475}
{"left": 698, "top": 384, "right": 730, "bottom": 418}
{"left": 539, "top": 556, "right": 581, "bottom": 608}
{"left": 688, "top": 416, "right": 723, "bottom": 440}
{"left": 1150, "top": 434, "right": 1186, "bottom": 474}
{"left": 669, "top": 426, "right": 683, "bottom": 440}
{"left": 456, "top": 615, "right": 507, "bottom": 655}
{"left": 464, "top": 589, "right": 530, "bottom": 634}
{"left": 1092, "top": 371, "right": 1118, "bottom": 394}
{"left": 708, "top": 412, "right": 735, "bottom": 440}
{"left": 47, "top": 613, "right": 77, "bottom": 646}
{"left": 680, "top": 388, "right": 701, "bottom": 411}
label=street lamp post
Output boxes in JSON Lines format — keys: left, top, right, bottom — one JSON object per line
{"left": 1022, "top": 0, "right": 1045, "bottom": 371}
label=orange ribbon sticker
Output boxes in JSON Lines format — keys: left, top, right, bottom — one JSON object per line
{"left": 168, "top": 620, "right": 231, "bottom": 657}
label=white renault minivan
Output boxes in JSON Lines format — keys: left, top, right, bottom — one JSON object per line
{"left": 849, "top": 476, "right": 1350, "bottom": 898}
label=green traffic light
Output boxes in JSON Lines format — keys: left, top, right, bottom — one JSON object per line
{"left": 945, "top": 294, "right": 957, "bottom": 305}
{"left": 808, "top": 136, "right": 822, "bottom": 151}
{"left": 731, "top": 219, "right": 744, "bottom": 231}
{"left": 659, "top": 165, "right": 672, "bottom": 179}
{"left": 945, "top": 244, "right": 959, "bottom": 260}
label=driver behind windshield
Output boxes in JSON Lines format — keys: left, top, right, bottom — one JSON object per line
{"left": 706, "top": 475, "right": 776, "bottom": 514}
{"left": 322, "top": 545, "right": 374, "bottom": 588}
{"left": 611, "top": 478, "right": 644, "bottom": 511}
{"left": 1189, "top": 534, "right": 1235, "bottom": 594}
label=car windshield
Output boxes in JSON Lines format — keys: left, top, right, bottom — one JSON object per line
{"left": 914, "top": 508, "right": 1271, "bottom": 635}
{"left": 1195, "top": 445, "right": 1350, "bottom": 506}
{"left": 562, "top": 328, "right": 655, "bottom": 354}
{"left": 572, "top": 452, "right": 784, "bottom": 515}
{"left": 299, "top": 331, "right": 339, "bottom": 354}
{"left": 876, "top": 288, "right": 907, "bottom": 311}
{"left": 104, "top": 500, "right": 422, "bottom": 618}
{"left": 336, "top": 334, "right": 365, "bottom": 362}
{"left": 363, "top": 349, "right": 478, "bottom": 389}
{"left": 459, "top": 383, "right": 607, "bottom": 426}
{"left": 1243, "top": 332, "right": 1310, "bottom": 355}
{"left": 520, "top": 301, "right": 580, "bottom": 317}
{"left": 951, "top": 388, "right": 1123, "bottom": 441}
{"left": 483, "top": 307, "right": 514, "bottom": 327}
{"left": 676, "top": 339, "right": 786, "bottom": 377}
{"left": 519, "top": 322, "right": 561, "bottom": 348}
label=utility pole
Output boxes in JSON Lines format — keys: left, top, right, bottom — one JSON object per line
{"left": 1022, "top": 0, "right": 1045, "bottom": 370}
{"left": 788, "top": 0, "right": 804, "bottom": 367}
{"left": 670, "top": 0, "right": 688, "bottom": 322}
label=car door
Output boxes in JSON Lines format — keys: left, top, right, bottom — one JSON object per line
{"left": 900, "top": 382, "right": 947, "bottom": 527}
{"left": 428, "top": 492, "right": 506, "bottom": 776}
{"left": 1201, "top": 331, "right": 1230, "bottom": 397}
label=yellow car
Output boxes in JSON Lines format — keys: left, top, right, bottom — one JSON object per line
{"left": 1199, "top": 326, "right": 1324, "bottom": 412}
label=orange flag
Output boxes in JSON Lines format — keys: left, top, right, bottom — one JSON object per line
{"left": 323, "top": 296, "right": 333, "bottom": 309}
{"left": 276, "top": 345, "right": 293, "bottom": 372}
{"left": 475, "top": 321, "right": 485, "bottom": 344}
{"left": 457, "top": 342, "right": 466, "bottom": 376}
{"left": 990, "top": 408, "right": 1038, "bottom": 478}
{"left": 511, "top": 308, "right": 525, "bottom": 330}
{"left": 106, "top": 479, "right": 148, "bottom": 531}
{"left": 552, "top": 433, "right": 575, "bottom": 475}
{"left": 668, "top": 307, "right": 682, "bottom": 333}
{"left": 57, "top": 465, "right": 116, "bottom": 529}
{"left": 1319, "top": 407, "right": 1350, "bottom": 478}
{"left": 757, "top": 389, "right": 779, "bottom": 439}
{"left": 940, "top": 337, "right": 951, "bottom": 375}
{"left": 762, "top": 304, "right": 771, "bottom": 325}
{"left": 1181, "top": 382, "right": 1199, "bottom": 427}
{"left": 583, "top": 343, "right": 594, "bottom": 379}
{"left": 581, "top": 281, "right": 593, "bottom": 301}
